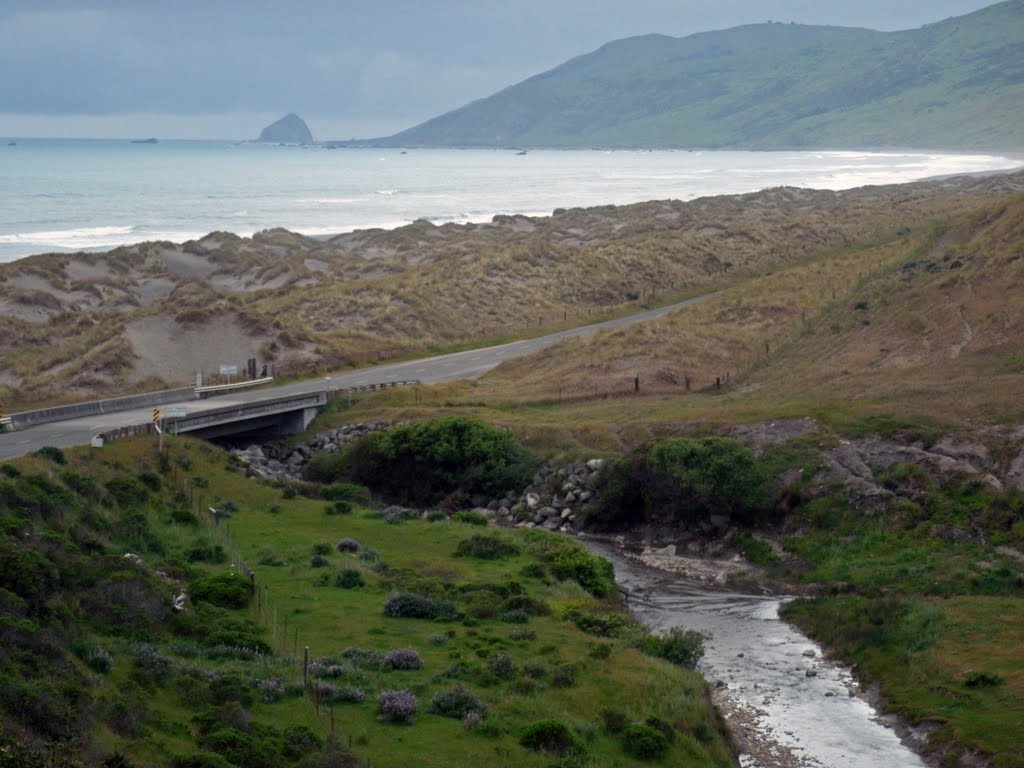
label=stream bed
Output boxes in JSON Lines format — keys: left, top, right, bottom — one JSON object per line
{"left": 585, "top": 540, "right": 928, "bottom": 768}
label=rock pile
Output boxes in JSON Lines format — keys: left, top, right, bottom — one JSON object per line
{"left": 229, "top": 422, "right": 389, "bottom": 481}
{"left": 481, "top": 458, "right": 606, "bottom": 534}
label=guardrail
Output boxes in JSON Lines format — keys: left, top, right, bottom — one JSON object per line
{"left": 6, "top": 386, "right": 197, "bottom": 431}
{"left": 325, "top": 379, "right": 420, "bottom": 399}
{"left": 195, "top": 376, "right": 275, "bottom": 398}
{"left": 0, "top": 416, "right": 12, "bottom": 433}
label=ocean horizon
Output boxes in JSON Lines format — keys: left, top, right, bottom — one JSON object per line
{"left": 1, "top": 140, "right": 1020, "bottom": 264}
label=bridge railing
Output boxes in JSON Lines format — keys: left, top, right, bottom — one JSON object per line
{"left": 195, "top": 376, "right": 275, "bottom": 398}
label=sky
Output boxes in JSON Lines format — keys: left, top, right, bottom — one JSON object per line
{"left": 0, "top": 0, "right": 1001, "bottom": 140}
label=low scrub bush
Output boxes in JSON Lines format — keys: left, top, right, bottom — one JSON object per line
{"left": 33, "top": 446, "right": 67, "bottom": 465}
{"left": 325, "top": 500, "right": 353, "bottom": 516}
{"left": 622, "top": 723, "right": 670, "bottom": 760}
{"left": 451, "top": 510, "right": 488, "bottom": 526}
{"left": 455, "top": 534, "right": 518, "bottom": 560}
{"left": 430, "top": 685, "right": 487, "bottom": 719}
{"left": 637, "top": 627, "right": 706, "bottom": 669}
{"left": 336, "top": 538, "right": 360, "bottom": 553}
{"left": 377, "top": 689, "right": 418, "bottom": 724}
{"left": 383, "top": 591, "right": 456, "bottom": 620}
{"left": 519, "top": 719, "right": 583, "bottom": 756}
{"left": 527, "top": 536, "right": 615, "bottom": 597}
{"left": 566, "top": 608, "right": 631, "bottom": 637}
{"left": 384, "top": 648, "right": 423, "bottom": 670}
{"left": 190, "top": 573, "right": 252, "bottom": 609}
{"left": 488, "top": 652, "right": 516, "bottom": 680}
{"left": 335, "top": 569, "right": 365, "bottom": 589}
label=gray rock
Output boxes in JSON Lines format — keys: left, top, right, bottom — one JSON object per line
{"left": 586, "top": 458, "right": 605, "bottom": 471}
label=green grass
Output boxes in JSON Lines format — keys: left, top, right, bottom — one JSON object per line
{"left": 0, "top": 436, "right": 734, "bottom": 768}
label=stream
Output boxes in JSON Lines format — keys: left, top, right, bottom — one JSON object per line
{"left": 584, "top": 540, "right": 929, "bottom": 768}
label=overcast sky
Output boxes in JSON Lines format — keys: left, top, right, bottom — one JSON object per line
{"left": 0, "top": 0, "right": 1000, "bottom": 139}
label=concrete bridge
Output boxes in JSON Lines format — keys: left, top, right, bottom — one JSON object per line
{"left": 160, "top": 391, "right": 325, "bottom": 440}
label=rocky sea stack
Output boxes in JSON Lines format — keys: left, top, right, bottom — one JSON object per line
{"left": 257, "top": 113, "right": 314, "bottom": 144}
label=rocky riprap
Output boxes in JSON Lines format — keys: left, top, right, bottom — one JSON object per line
{"left": 479, "top": 458, "right": 605, "bottom": 534}
{"left": 229, "top": 422, "right": 390, "bottom": 481}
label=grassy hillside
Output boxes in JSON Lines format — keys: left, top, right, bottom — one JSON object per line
{"left": 379, "top": 0, "right": 1024, "bottom": 150}
{"left": 0, "top": 437, "right": 733, "bottom": 768}
{"left": 2, "top": 170, "right": 1022, "bottom": 411}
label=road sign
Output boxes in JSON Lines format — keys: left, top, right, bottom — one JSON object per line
{"left": 165, "top": 406, "right": 187, "bottom": 418}
{"left": 219, "top": 364, "right": 239, "bottom": 375}
{"left": 152, "top": 408, "right": 161, "bottom": 422}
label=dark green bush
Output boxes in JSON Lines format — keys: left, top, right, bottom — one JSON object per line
{"left": 638, "top": 627, "right": 706, "bottom": 669}
{"left": 32, "top": 446, "right": 67, "bottom": 465}
{"left": 455, "top": 534, "right": 519, "bottom": 560}
{"left": 187, "top": 544, "right": 227, "bottom": 564}
{"left": 106, "top": 477, "right": 149, "bottom": 507}
{"left": 429, "top": 685, "right": 487, "bottom": 719}
{"left": 383, "top": 591, "right": 456, "bottom": 620}
{"left": 519, "top": 719, "right": 584, "bottom": 756}
{"left": 190, "top": 573, "right": 252, "bottom": 609}
{"left": 137, "top": 469, "right": 162, "bottom": 492}
{"left": 567, "top": 609, "right": 630, "bottom": 637}
{"left": 282, "top": 725, "right": 323, "bottom": 760}
{"left": 587, "top": 437, "right": 769, "bottom": 530}
{"left": 600, "top": 708, "right": 629, "bottom": 735}
{"left": 451, "top": 510, "right": 488, "bottom": 526}
{"left": 335, "top": 569, "right": 365, "bottom": 589}
{"left": 343, "top": 417, "right": 535, "bottom": 506}
{"left": 321, "top": 482, "right": 371, "bottom": 505}
{"left": 622, "top": 723, "right": 670, "bottom": 760}
{"left": 170, "top": 753, "right": 233, "bottom": 768}
{"left": 325, "top": 500, "right": 353, "bottom": 516}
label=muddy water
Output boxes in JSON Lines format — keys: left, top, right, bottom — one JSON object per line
{"left": 585, "top": 541, "right": 928, "bottom": 768}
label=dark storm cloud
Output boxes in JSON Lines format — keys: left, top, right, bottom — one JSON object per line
{"left": 0, "top": 0, "right": 1000, "bottom": 136}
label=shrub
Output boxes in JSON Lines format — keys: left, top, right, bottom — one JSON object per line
{"left": 430, "top": 685, "right": 487, "bottom": 719}
{"left": 133, "top": 644, "right": 171, "bottom": 683}
{"left": 137, "top": 469, "right": 162, "bottom": 492}
{"left": 326, "top": 500, "right": 353, "bottom": 516}
{"left": 587, "top": 437, "right": 769, "bottom": 530}
{"left": 341, "top": 648, "right": 385, "bottom": 669}
{"left": 383, "top": 591, "right": 456, "bottom": 621}
{"left": 312, "top": 543, "right": 332, "bottom": 556}
{"left": 106, "top": 477, "right": 149, "bottom": 507}
{"left": 644, "top": 716, "right": 675, "bottom": 742}
{"left": 519, "top": 720, "right": 583, "bottom": 756}
{"left": 321, "top": 482, "right": 371, "bottom": 505}
{"left": 600, "top": 708, "right": 629, "bottom": 735}
{"left": 566, "top": 608, "right": 630, "bottom": 637}
{"left": 282, "top": 487, "right": 297, "bottom": 499}
{"left": 622, "top": 723, "right": 670, "bottom": 760}
{"left": 32, "top": 446, "right": 67, "bottom": 465}
{"left": 0, "top": 464, "right": 20, "bottom": 478}
{"left": 452, "top": 510, "right": 488, "bottom": 526}
{"left": 638, "top": 627, "right": 706, "bottom": 669}
{"left": 551, "top": 663, "right": 577, "bottom": 688}
{"left": 527, "top": 537, "right": 615, "bottom": 597}
{"left": 964, "top": 671, "right": 1004, "bottom": 688}
{"left": 488, "top": 652, "right": 516, "bottom": 680}
{"left": 256, "top": 678, "right": 285, "bottom": 703}
{"left": 343, "top": 417, "right": 535, "bottom": 506}
{"left": 381, "top": 506, "right": 418, "bottom": 524}
{"left": 502, "top": 609, "right": 530, "bottom": 624}
{"left": 335, "top": 569, "right": 365, "bottom": 589}
{"left": 85, "top": 647, "right": 114, "bottom": 674}
{"left": 190, "top": 573, "right": 252, "bottom": 609}
{"left": 170, "top": 753, "right": 233, "bottom": 768}
{"left": 425, "top": 510, "right": 447, "bottom": 522}
{"left": 510, "top": 628, "right": 536, "bottom": 642}
{"left": 377, "top": 689, "right": 418, "bottom": 724}
{"left": 282, "top": 725, "right": 322, "bottom": 760}
{"left": 358, "top": 548, "right": 380, "bottom": 564}
{"left": 336, "top": 538, "right": 361, "bottom": 553}
{"left": 310, "top": 554, "right": 329, "bottom": 568}
{"left": 455, "top": 535, "right": 518, "bottom": 560}
{"left": 384, "top": 648, "right": 423, "bottom": 670}
{"left": 187, "top": 544, "right": 227, "bottom": 564}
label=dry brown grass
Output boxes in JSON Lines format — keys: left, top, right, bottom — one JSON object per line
{"left": 2, "top": 171, "right": 1023, "bottom": 410}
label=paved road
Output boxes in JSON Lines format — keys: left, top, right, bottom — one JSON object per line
{"left": 0, "top": 292, "right": 716, "bottom": 461}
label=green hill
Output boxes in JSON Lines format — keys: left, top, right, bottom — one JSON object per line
{"left": 379, "top": 0, "right": 1024, "bottom": 150}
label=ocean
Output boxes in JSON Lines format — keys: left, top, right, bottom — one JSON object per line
{"left": 0, "top": 140, "right": 1019, "bottom": 264}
